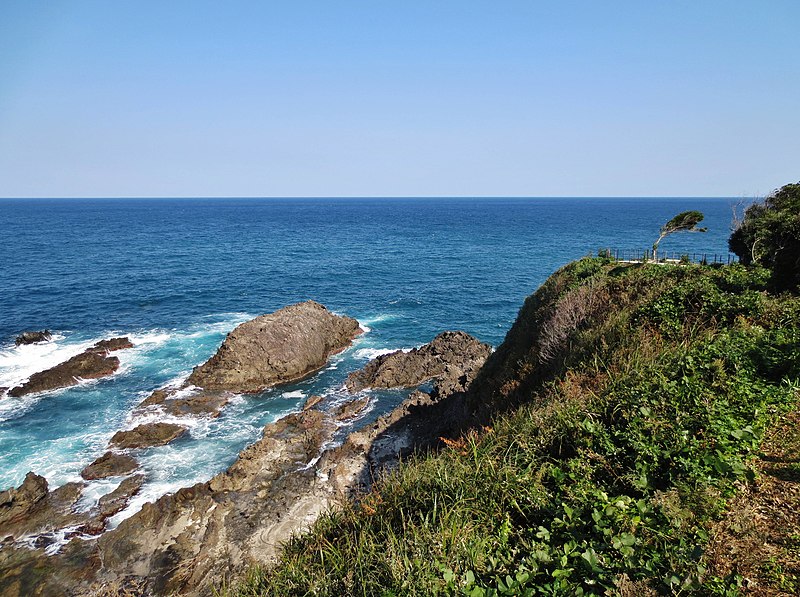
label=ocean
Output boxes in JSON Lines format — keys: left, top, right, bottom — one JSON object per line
{"left": 0, "top": 197, "right": 739, "bottom": 526}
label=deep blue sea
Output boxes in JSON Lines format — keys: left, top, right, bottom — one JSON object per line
{"left": 0, "top": 198, "right": 739, "bottom": 526}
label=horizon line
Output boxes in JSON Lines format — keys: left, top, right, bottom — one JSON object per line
{"left": 0, "top": 195, "right": 756, "bottom": 200}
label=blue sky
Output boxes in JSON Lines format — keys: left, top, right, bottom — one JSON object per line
{"left": 0, "top": 1, "right": 797, "bottom": 197}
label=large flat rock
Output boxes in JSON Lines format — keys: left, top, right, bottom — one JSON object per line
{"left": 110, "top": 423, "right": 187, "bottom": 449}
{"left": 187, "top": 301, "right": 361, "bottom": 393}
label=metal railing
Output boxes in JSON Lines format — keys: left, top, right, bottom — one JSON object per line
{"left": 597, "top": 249, "right": 739, "bottom": 265}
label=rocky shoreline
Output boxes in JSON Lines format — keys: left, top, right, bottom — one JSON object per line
{"left": 0, "top": 302, "right": 491, "bottom": 596}
{"left": 0, "top": 301, "right": 491, "bottom": 595}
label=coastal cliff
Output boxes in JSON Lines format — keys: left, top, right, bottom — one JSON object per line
{"left": 234, "top": 258, "right": 800, "bottom": 595}
{"left": 2, "top": 258, "right": 799, "bottom": 595}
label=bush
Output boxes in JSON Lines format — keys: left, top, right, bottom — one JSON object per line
{"left": 729, "top": 182, "right": 800, "bottom": 291}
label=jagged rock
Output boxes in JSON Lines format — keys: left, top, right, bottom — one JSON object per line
{"left": 187, "top": 301, "right": 361, "bottom": 393}
{"left": 110, "top": 423, "right": 187, "bottom": 449}
{"left": 0, "top": 473, "right": 48, "bottom": 530}
{"left": 138, "top": 389, "right": 169, "bottom": 407}
{"left": 81, "top": 452, "right": 139, "bottom": 480}
{"left": 303, "top": 395, "right": 324, "bottom": 411}
{"left": 97, "top": 474, "right": 145, "bottom": 519}
{"left": 0, "top": 475, "right": 87, "bottom": 543}
{"left": 335, "top": 397, "right": 370, "bottom": 421}
{"left": 14, "top": 331, "right": 51, "bottom": 346}
{"left": 8, "top": 352, "right": 119, "bottom": 398}
{"left": 346, "top": 331, "right": 491, "bottom": 393}
{"left": 6, "top": 337, "right": 134, "bottom": 398}
{"left": 94, "top": 408, "right": 339, "bottom": 594}
{"left": 88, "top": 337, "right": 134, "bottom": 353}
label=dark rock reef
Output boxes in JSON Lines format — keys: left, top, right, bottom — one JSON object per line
{"left": 110, "top": 423, "right": 188, "bottom": 450}
{"left": 14, "top": 331, "right": 51, "bottom": 346}
{"left": 81, "top": 453, "right": 139, "bottom": 481}
{"left": 7, "top": 337, "right": 133, "bottom": 398}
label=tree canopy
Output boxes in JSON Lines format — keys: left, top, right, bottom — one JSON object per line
{"left": 652, "top": 210, "right": 707, "bottom": 254}
{"left": 729, "top": 182, "right": 800, "bottom": 291}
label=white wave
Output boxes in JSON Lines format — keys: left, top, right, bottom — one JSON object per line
{"left": 353, "top": 347, "right": 408, "bottom": 360}
{"left": 75, "top": 477, "right": 125, "bottom": 513}
{"left": 15, "top": 525, "right": 92, "bottom": 555}
{"left": 281, "top": 390, "right": 306, "bottom": 399}
{"left": 0, "top": 337, "right": 95, "bottom": 389}
{"left": 127, "top": 331, "right": 172, "bottom": 346}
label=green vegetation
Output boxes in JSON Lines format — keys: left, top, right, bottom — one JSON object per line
{"left": 729, "top": 182, "right": 800, "bottom": 291}
{"left": 228, "top": 257, "right": 800, "bottom": 596}
{"left": 652, "top": 211, "right": 707, "bottom": 256}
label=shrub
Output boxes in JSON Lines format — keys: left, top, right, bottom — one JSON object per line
{"left": 729, "top": 182, "right": 800, "bottom": 291}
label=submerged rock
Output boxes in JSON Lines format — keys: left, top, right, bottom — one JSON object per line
{"left": 110, "top": 423, "right": 188, "bottom": 449}
{"left": 81, "top": 452, "right": 139, "bottom": 480}
{"left": 345, "top": 331, "right": 491, "bottom": 393}
{"left": 14, "top": 331, "right": 51, "bottom": 346}
{"left": 187, "top": 300, "right": 361, "bottom": 393}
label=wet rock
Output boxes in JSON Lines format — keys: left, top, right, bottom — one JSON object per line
{"left": 335, "top": 397, "right": 370, "bottom": 421}
{"left": 88, "top": 337, "right": 134, "bottom": 353}
{"left": 161, "top": 393, "right": 229, "bottom": 418}
{"left": 14, "top": 331, "right": 51, "bottom": 346}
{"left": 0, "top": 475, "right": 87, "bottom": 543}
{"left": 81, "top": 452, "right": 139, "bottom": 480}
{"left": 187, "top": 300, "right": 361, "bottom": 393}
{"left": 346, "top": 331, "right": 491, "bottom": 393}
{"left": 8, "top": 352, "right": 120, "bottom": 398}
{"left": 110, "top": 423, "right": 187, "bottom": 449}
{"left": 138, "top": 389, "right": 169, "bottom": 407}
{"left": 97, "top": 474, "right": 145, "bottom": 519}
{"left": 303, "top": 395, "right": 324, "bottom": 411}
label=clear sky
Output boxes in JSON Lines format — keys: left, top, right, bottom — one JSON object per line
{"left": 0, "top": 1, "right": 797, "bottom": 198}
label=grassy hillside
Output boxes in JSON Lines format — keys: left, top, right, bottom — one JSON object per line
{"left": 230, "top": 258, "right": 800, "bottom": 596}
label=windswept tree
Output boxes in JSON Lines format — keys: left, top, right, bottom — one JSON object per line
{"left": 652, "top": 210, "right": 707, "bottom": 256}
{"left": 729, "top": 182, "right": 800, "bottom": 291}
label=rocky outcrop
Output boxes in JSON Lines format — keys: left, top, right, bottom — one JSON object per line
{"left": 345, "top": 331, "right": 491, "bottom": 393}
{"left": 335, "top": 397, "right": 370, "bottom": 421}
{"left": 81, "top": 452, "right": 139, "bottom": 480}
{"left": 88, "top": 338, "right": 134, "bottom": 353}
{"left": 132, "top": 301, "right": 360, "bottom": 425}
{"left": 188, "top": 301, "right": 361, "bottom": 392}
{"left": 7, "top": 337, "right": 133, "bottom": 398}
{"left": 0, "top": 470, "right": 143, "bottom": 547}
{"left": 8, "top": 352, "right": 119, "bottom": 398}
{"left": 110, "top": 423, "right": 187, "bottom": 449}
{"left": 14, "top": 331, "right": 51, "bottom": 346}
{"left": 0, "top": 473, "right": 48, "bottom": 531}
